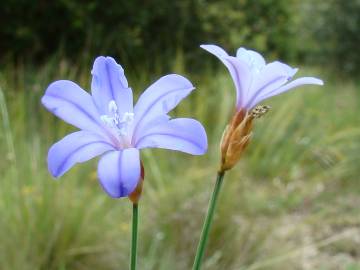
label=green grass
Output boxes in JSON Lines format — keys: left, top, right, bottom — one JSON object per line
{"left": 0, "top": 58, "right": 360, "bottom": 270}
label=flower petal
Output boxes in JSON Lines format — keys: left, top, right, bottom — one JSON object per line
{"left": 254, "top": 77, "right": 324, "bottom": 105}
{"left": 48, "top": 131, "right": 114, "bottom": 178}
{"left": 200, "top": 45, "right": 251, "bottom": 109}
{"left": 223, "top": 56, "right": 252, "bottom": 109}
{"left": 91, "top": 56, "right": 133, "bottom": 115}
{"left": 245, "top": 61, "right": 298, "bottom": 109}
{"left": 97, "top": 149, "right": 140, "bottom": 198}
{"left": 236, "top": 47, "right": 266, "bottom": 70}
{"left": 135, "top": 118, "right": 207, "bottom": 155}
{"left": 200, "top": 44, "right": 230, "bottom": 58}
{"left": 132, "top": 74, "right": 194, "bottom": 139}
{"left": 42, "top": 80, "right": 104, "bottom": 134}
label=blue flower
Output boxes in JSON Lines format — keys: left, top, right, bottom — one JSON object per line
{"left": 42, "top": 56, "right": 207, "bottom": 198}
{"left": 201, "top": 44, "right": 323, "bottom": 171}
{"left": 201, "top": 44, "right": 324, "bottom": 111}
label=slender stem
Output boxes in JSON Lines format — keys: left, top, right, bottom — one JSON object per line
{"left": 130, "top": 203, "right": 139, "bottom": 270}
{"left": 192, "top": 171, "right": 225, "bottom": 270}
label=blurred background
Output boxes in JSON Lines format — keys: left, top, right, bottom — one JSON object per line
{"left": 0, "top": 0, "right": 359, "bottom": 269}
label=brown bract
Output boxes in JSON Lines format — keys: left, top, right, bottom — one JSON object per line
{"left": 129, "top": 162, "right": 145, "bottom": 204}
{"left": 220, "top": 109, "right": 254, "bottom": 172}
{"left": 220, "top": 105, "right": 270, "bottom": 172}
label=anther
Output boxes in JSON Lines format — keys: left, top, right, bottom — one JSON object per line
{"left": 108, "top": 100, "right": 118, "bottom": 114}
{"left": 250, "top": 105, "right": 271, "bottom": 119}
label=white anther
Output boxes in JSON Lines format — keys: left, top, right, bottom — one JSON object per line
{"left": 108, "top": 100, "right": 118, "bottom": 114}
{"left": 120, "top": 112, "right": 134, "bottom": 123}
{"left": 100, "top": 102, "right": 134, "bottom": 142}
{"left": 101, "top": 115, "right": 115, "bottom": 127}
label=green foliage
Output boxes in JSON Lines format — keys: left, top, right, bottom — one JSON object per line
{"left": 198, "top": 0, "right": 298, "bottom": 60}
{"left": 2, "top": 1, "right": 360, "bottom": 74}
{"left": 300, "top": 0, "right": 360, "bottom": 74}
{"left": 0, "top": 0, "right": 297, "bottom": 65}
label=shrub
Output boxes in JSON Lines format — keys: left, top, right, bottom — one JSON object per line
{"left": 0, "top": 0, "right": 298, "bottom": 67}
{"left": 300, "top": 0, "right": 360, "bottom": 75}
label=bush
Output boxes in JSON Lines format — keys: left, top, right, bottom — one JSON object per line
{"left": 0, "top": 0, "right": 298, "bottom": 67}
{"left": 300, "top": 0, "right": 360, "bottom": 75}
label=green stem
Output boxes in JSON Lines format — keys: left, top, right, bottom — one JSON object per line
{"left": 192, "top": 171, "right": 225, "bottom": 270}
{"left": 130, "top": 203, "right": 139, "bottom": 270}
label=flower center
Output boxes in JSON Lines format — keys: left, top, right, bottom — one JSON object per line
{"left": 100, "top": 100, "right": 134, "bottom": 147}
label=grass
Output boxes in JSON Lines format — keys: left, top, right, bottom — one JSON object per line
{"left": 0, "top": 57, "right": 360, "bottom": 270}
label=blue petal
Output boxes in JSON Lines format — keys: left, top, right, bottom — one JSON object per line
{"left": 42, "top": 80, "right": 105, "bottom": 135}
{"left": 48, "top": 131, "right": 114, "bottom": 177}
{"left": 236, "top": 47, "right": 266, "bottom": 69}
{"left": 132, "top": 74, "right": 194, "bottom": 140}
{"left": 91, "top": 56, "right": 133, "bottom": 115}
{"left": 201, "top": 44, "right": 229, "bottom": 58}
{"left": 135, "top": 118, "right": 207, "bottom": 155}
{"left": 97, "top": 149, "right": 141, "bottom": 198}
{"left": 223, "top": 56, "right": 252, "bottom": 109}
{"left": 252, "top": 77, "right": 324, "bottom": 107}
{"left": 201, "top": 45, "right": 251, "bottom": 109}
{"left": 245, "top": 61, "right": 298, "bottom": 109}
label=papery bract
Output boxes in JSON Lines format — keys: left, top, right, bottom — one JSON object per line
{"left": 42, "top": 56, "right": 208, "bottom": 198}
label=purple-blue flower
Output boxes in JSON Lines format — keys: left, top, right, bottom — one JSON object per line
{"left": 200, "top": 44, "right": 324, "bottom": 111}
{"left": 42, "top": 56, "right": 207, "bottom": 198}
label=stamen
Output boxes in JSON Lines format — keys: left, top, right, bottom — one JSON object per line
{"left": 108, "top": 100, "right": 118, "bottom": 114}
{"left": 101, "top": 115, "right": 116, "bottom": 127}
{"left": 100, "top": 100, "right": 135, "bottom": 140}
{"left": 121, "top": 112, "right": 134, "bottom": 123}
{"left": 118, "top": 112, "right": 134, "bottom": 136}
{"left": 250, "top": 105, "right": 271, "bottom": 119}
